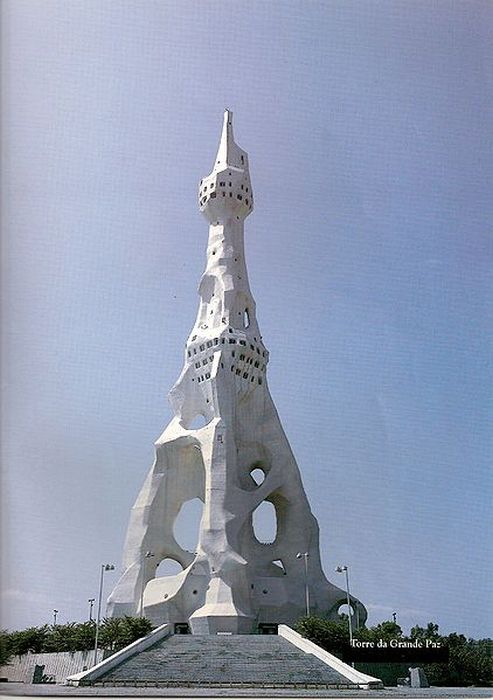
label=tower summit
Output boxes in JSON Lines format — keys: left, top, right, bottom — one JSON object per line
{"left": 107, "top": 111, "right": 367, "bottom": 634}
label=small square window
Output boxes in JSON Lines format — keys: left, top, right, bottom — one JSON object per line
{"left": 207, "top": 341, "right": 212, "bottom": 347}
{"left": 237, "top": 194, "right": 242, "bottom": 201}
{"left": 200, "top": 344, "right": 205, "bottom": 351}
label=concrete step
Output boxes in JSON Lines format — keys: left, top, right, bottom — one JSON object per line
{"left": 99, "top": 635, "right": 354, "bottom": 686}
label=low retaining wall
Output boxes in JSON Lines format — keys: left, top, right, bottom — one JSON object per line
{"left": 0, "top": 650, "right": 103, "bottom": 685}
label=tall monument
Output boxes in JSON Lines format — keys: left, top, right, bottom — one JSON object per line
{"left": 107, "top": 110, "right": 367, "bottom": 634}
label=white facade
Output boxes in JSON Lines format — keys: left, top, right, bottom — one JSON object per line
{"left": 107, "top": 111, "right": 367, "bottom": 634}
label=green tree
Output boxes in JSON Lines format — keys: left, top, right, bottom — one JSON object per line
{"left": 410, "top": 622, "right": 441, "bottom": 641}
{"left": 99, "top": 616, "right": 152, "bottom": 653}
{"left": 355, "top": 620, "right": 403, "bottom": 643}
{"left": 0, "top": 630, "right": 12, "bottom": 665}
{"left": 295, "top": 615, "right": 493, "bottom": 687}
{"left": 43, "top": 622, "right": 95, "bottom": 653}
{"left": 425, "top": 636, "right": 493, "bottom": 687}
{"left": 7, "top": 626, "right": 50, "bottom": 656}
{"left": 294, "top": 616, "right": 349, "bottom": 655}
{"left": 0, "top": 617, "right": 151, "bottom": 660}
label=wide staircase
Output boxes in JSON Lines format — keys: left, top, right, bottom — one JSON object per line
{"left": 92, "top": 634, "right": 358, "bottom": 689}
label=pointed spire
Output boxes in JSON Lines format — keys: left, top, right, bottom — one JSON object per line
{"left": 214, "top": 109, "right": 247, "bottom": 171}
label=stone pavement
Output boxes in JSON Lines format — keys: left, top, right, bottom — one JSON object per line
{"left": 1, "top": 683, "right": 492, "bottom": 698}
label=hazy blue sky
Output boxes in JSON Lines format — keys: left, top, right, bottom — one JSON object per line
{"left": 2, "top": 1, "right": 491, "bottom": 638}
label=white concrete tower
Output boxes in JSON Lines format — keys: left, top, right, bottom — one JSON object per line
{"left": 107, "top": 111, "right": 367, "bottom": 634}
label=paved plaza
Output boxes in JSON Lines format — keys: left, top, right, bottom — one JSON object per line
{"left": 1, "top": 682, "right": 492, "bottom": 698}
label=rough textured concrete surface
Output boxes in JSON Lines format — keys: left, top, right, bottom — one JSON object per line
{"left": 107, "top": 111, "right": 367, "bottom": 634}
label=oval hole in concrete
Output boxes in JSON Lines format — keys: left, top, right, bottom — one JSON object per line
{"left": 155, "top": 558, "right": 183, "bottom": 577}
{"left": 188, "top": 414, "right": 207, "bottom": 429}
{"left": 337, "top": 603, "right": 355, "bottom": 618}
{"left": 173, "top": 497, "right": 203, "bottom": 552}
{"left": 250, "top": 468, "right": 265, "bottom": 486}
{"left": 252, "top": 500, "right": 277, "bottom": 544}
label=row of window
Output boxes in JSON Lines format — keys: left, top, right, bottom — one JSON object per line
{"left": 230, "top": 364, "right": 263, "bottom": 385}
{"left": 194, "top": 366, "right": 263, "bottom": 386}
{"left": 200, "top": 191, "right": 251, "bottom": 207}
{"left": 200, "top": 181, "right": 249, "bottom": 195}
{"left": 192, "top": 351, "right": 265, "bottom": 373}
{"left": 195, "top": 355, "right": 214, "bottom": 369}
{"left": 187, "top": 334, "right": 267, "bottom": 359}
{"left": 238, "top": 353, "right": 265, "bottom": 371}
{"left": 192, "top": 362, "right": 263, "bottom": 384}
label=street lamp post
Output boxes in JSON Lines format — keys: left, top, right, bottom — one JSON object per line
{"left": 335, "top": 565, "right": 353, "bottom": 646}
{"left": 140, "top": 551, "right": 155, "bottom": 618}
{"left": 296, "top": 552, "right": 310, "bottom": 616}
{"left": 88, "top": 598, "right": 95, "bottom": 622}
{"left": 53, "top": 609, "right": 58, "bottom": 626}
{"left": 93, "top": 563, "right": 115, "bottom": 666}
